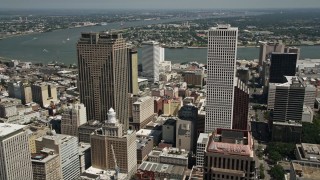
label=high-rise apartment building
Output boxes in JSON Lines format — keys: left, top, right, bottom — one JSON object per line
{"left": 141, "top": 41, "right": 160, "bottom": 83}
{"left": 0, "top": 123, "right": 33, "bottom": 180}
{"left": 205, "top": 24, "right": 238, "bottom": 133}
{"left": 35, "top": 132, "right": 80, "bottom": 180}
{"left": 31, "top": 83, "right": 58, "bottom": 107}
{"left": 77, "top": 32, "right": 129, "bottom": 130}
{"left": 204, "top": 129, "right": 256, "bottom": 180}
{"left": 269, "top": 53, "right": 297, "bottom": 83}
{"left": 90, "top": 108, "right": 137, "bottom": 177}
{"left": 61, "top": 103, "right": 87, "bottom": 136}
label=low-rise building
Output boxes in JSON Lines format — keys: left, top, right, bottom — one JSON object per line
{"left": 136, "top": 161, "right": 185, "bottom": 180}
{"left": 290, "top": 160, "right": 320, "bottom": 180}
{"left": 137, "top": 137, "right": 154, "bottom": 164}
{"left": 31, "top": 149, "right": 61, "bottom": 180}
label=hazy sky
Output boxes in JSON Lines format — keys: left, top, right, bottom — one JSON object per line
{"left": 1, "top": 0, "right": 320, "bottom": 9}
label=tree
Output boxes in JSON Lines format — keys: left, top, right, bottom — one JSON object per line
{"left": 270, "top": 165, "right": 285, "bottom": 180}
{"left": 269, "top": 151, "right": 282, "bottom": 164}
{"left": 259, "top": 164, "right": 265, "bottom": 179}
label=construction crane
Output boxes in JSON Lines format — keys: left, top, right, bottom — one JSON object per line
{"left": 111, "top": 144, "right": 120, "bottom": 180}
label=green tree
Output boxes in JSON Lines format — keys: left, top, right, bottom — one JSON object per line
{"left": 270, "top": 165, "right": 285, "bottom": 180}
{"left": 269, "top": 151, "right": 282, "bottom": 164}
{"left": 259, "top": 164, "right": 265, "bottom": 179}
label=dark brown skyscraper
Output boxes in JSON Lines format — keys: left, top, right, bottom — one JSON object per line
{"left": 77, "top": 32, "right": 129, "bottom": 130}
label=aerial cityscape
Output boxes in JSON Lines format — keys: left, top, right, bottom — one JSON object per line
{"left": 0, "top": 0, "right": 320, "bottom": 180}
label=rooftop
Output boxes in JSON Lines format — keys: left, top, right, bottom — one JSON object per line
{"left": 82, "top": 166, "right": 127, "bottom": 180}
{"left": 291, "top": 160, "right": 320, "bottom": 179}
{"left": 138, "top": 161, "right": 185, "bottom": 175}
{"left": 197, "top": 133, "right": 209, "bottom": 144}
{"left": 0, "top": 123, "right": 26, "bottom": 137}
{"left": 31, "top": 152, "right": 58, "bottom": 163}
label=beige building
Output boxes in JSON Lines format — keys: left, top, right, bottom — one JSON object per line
{"left": 28, "top": 123, "right": 50, "bottom": 153}
{"left": 0, "top": 123, "right": 33, "bottom": 180}
{"left": 131, "top": 96, "right": 155, "bottom": 130}
{"left": 176, "top": 118, "right": 193, "bottom": 152}
{"left": 61, "top": 103, "right": 87, "bottom": 136}
{"left": 0, "top": 102, "right": 17, "bottom": 118}
{"left": 31, "top": 149, "right": 61, "bottom": 180}
{"left": 91, "top": 108, "right": 137, "bottom": 177}
{"left": 128, "top": 47, "right": 139, "bottom": 95}
{"left": 163, "top": 98, "right": 182, "bottom": 116}
{"left": 204, "top": 129, "right": 256, "bottom": 180}
{"left": 35, "top": 132, "right": 80, "bottom": 180}
{"left": 77, "top": 32, "right": 129, "bottom": 130}
{"left": 21, "top": 84, "right": 33, "bottom": 105}
{"left": 31, "top": 83, "right": 58, "bottom": 107}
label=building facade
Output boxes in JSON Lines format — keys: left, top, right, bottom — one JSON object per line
{"left": 205, "top": 24, "right": 238, "bottom": 133}
{"left": 77, "top": 32, "right": 129, "bottom": 130}
{"left": 31, "top": 149, "right": 61, "bottom": 180}
{"left": 131, "top": 96, "right": 155, "bottom": 131}
{"left": 35, "top": 133, "right": 80, "bottom": 180}
{"left": 90, "top": 108, "right": 137, "bottom": 177}
{"left": 61, "top": 103, "right": 87, "bottom": 136}
{"left": 0, "top": 123, "right": 33, "bottom": 180}
{"left": 31, "top": 83, "right": 58, "bottom": 107}
{"left": 269, "top": 53, "right": 297, "bottom": 83}
{"left": 141, "top": 41, "right": 160, "bottom": 83}
{"left": 128, "top": 47, "right": 139, "bottom": 95}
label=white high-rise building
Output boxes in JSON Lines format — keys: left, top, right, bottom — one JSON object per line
{"left": 159, "top": 47, "right": 165, "bottom": 62}
{"left": 205, "top": 24, "right": 238, "bottom": 133}
{"left": 0, "top": 123, "right": 33, "bottom": 180}
{"left": 142, "top": 41, "right": 160, "bottom": 83}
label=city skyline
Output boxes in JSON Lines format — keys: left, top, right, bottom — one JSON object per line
{"left": 1, "top": 0, "right": 320, "bottom": 9}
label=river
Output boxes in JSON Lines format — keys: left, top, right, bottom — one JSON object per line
{"left": 0, "top": 19, "right": 319, "bottom": 64}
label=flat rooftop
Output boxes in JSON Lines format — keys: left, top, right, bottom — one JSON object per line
{"left": 197, "top": 133, "right": 209, "bottom": 144}
{"left": 82, "top": 166, "right": 127, "bottom": 180}
{"left": 138, "top": 161, "right": 185, "bottom": 175}
{"left": 31, "top": 153, "right": 58, "bottom": 163}
{"left": 0, "top": 123, "right": 26, "bottom": 137}
{"left": 291, "top": 161, "right": 320, "bottom": 179}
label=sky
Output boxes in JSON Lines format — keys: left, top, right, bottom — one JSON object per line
{"left": 1, "top": 0, "right": 320, "bottom": 9}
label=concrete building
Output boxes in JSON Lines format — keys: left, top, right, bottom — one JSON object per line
{"left": 81, "top": 166, "right": 128, "bottom": 180}
{"left": 90, "top": 108, "right": 137, "bottom": 177}
{"left": 28, "top": 123, "right": 50, "bottom": 153}
{"left": 79, "top": 143, "right": 91, "bottom": 173}
{"left": 163, "top": 98, "right": 182, "bottom": 116}
{"left": 232, "top": 78, "right": 249, "bottom": 131}
{"left": 196, "top": 133, "right": 209, "bottom": 166}
{"left": 128, "top": 47, "right": 139, "bottom": 95}
{"left": 77, "top": 32, "right": 129, "bottom": 130}
{"left": 31, "top": 149, "right": 61, "bottom": 180}
{"left": 206, "top": 24, "right": 238, "bottom": 133}
{"left": 136, "top": 137, "right": 154, "bottom": 164}
{"left": 21, "top": 84, "right": 33, "bottom": 105}
{"left": 258, "top": 42, "right": 285, "bottom": 66}
{"left": 0, "top": 123, "right": 33, "bottom": 180}
{"left": 131, "top": 96, "right": 155, "bottom": 131}
{"left": 78, "top": 120, "right": 102, "bottom": 143}
{"left": 61, "top": 103, "right": 87, "bottom": 136}
{"left": 162, "top": 118, "right": 176, "bottom": 145}
{"left": 136, "top": 161, "right": 185, "bottom": 180}
{"left": 295, "top": 143, "right": 320, "bottom": 163}
{"left": 0, "top": 102, "right": 17, "bottom": 118}
{"left": 7, "top": 81, "right": 22, "bottom": 99}
{"left": 290, "top": 160, "right": 320, "bottom": 180}
{"left": 271, "top": 76, "right": 315, "bottom": 122}
{"left": 269, "top": 53, "right": 298, "bottom": 83}
{"left": 141, "top": 41, "right": 160, "bottom": 83}
{"left": 184, "top": 69, "right": 204, "bottom": 87}
{"left": 35, "top": 132, "right": 80, "bottom": 180}
{"left": 148, "top": 147, "right": 189, "bottom": 167}
{"left": 236, "top": 67, "right": 251, "bottom": 85}
{"left": 204, "top": 129, "right": 256, "bottom": 180}
{"left": 176, "top": 117, "right": 194, "bottom": 152}
{"left": 31, "top": 83, "right": 58, "bottom": 107}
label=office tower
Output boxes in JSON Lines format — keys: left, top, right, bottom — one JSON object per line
{"left": 232, "top": 78, "right": 250, "bottom": 130}
{"left": 162, "top": 118, "right": 177, "bottom": 145}
{"left": 196, "top": 133, "right": 209, "bottom": 166}
{"left": 269, "top": 53, "right": 297, "bottom": 83}
{"left": 285, "top": 46, "right": 300, "bottom": 60}
{"left": 259, "top": 42, "right": 285, "bottom": 66}
{"left": 90, "top": 108, "right": 137, "bottom": 177}
{"left": 204, "top": 129, "right": 256, "bottom": 180}
{"left": 31, "top": 149, "right": 61, "bottom": 180}
{"left": 61, "top": 103, "right": 87, "bottom": 136}
{"left": 141, "top": 41, "right": 160, "bottom": 83}
{"left": 205, "top": 24, "right": 238, "bottom": 133}
{"left": 78, "top": 120, "right": 102, "bottom": 143}
{"left": 35, "top": 132, "right": 80, "bottom": 180}
{"left": 131, "top": 96, "right": 155, "bottom": 130}
{"left": 159, "top": 47, "right": 165, "bottom": 62}
{"left": 176, "top": 117, "right": 194, "bottom": 152}
{"left": 0, "top": 123, "right": 33, "bottom": 180}
{"left": 77, "top": 32, "right": 129, "bottom": 130}
{"left": 128, "top": 47, "right": 139, "bottom": 95}
{"left": 31, "top": 83, "right": 58, "bottom": 107}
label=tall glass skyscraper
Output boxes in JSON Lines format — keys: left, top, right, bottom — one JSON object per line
{"left": 77, "top": 32, "right": 129, "bottom": 130}
{"left": 205, "top": 24, "right": 238, "bottom": 133}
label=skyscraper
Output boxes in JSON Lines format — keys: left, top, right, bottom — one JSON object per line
{"left": 141, "top": 41, "right": 160, "bottom": 83}
{"left": 61, "top": 103, "right": 87, "bottom": 136}
{"left": 77, "top": 32, "right": 129, "bottom": 130}
{"left": 128, "top": 47, "right": 139, "bottom": 95}
{"left": 205, "top": 24, "right": 238, "bottom": 133}
{"left": 269, "top": 53, "right": 297, "bottom": 83}
{"left": 0, "top": 123, "right": 33, "bottom": 180}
